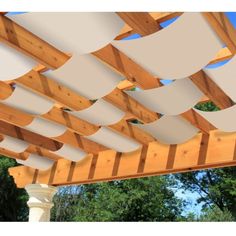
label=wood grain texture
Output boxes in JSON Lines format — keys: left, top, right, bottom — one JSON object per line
{"left": 117, "top": 12, "right": 161, "bottom": 36}
{"left": 9, "top": 130, "right": 236, "bottom": 188}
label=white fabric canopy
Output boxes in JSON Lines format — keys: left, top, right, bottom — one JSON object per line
{"left": 45, "top": 54, "right": 122, "bottom": 100}
{"left": 204, "top": 56, "right": 236, "bottom": 102}
{"left": 2, "top": 84, "right": 54, "bottom": 115}
{"left": 112, "top": 13, "right": 222, "bottom": 80}
{"left": 0, "top": 43, "right": 36, "bottom": 81}
{"left": 86, "top": 127, "right": 141, "bottom": 153}
{"left": 194, "top": 106, "right": 236, "bottom": 132}
{"left": 51, "top": 144, "right": 87, "bottom": 162}
{"left": 71, "top": 99, "right": 125, "bottom": 125}
{"left": 135, "top": 115, "right": 199, "bottom": 144}
{"left": 17, "top": 153, "right": 54, "bottom": 170}
{"left": 25, "top": 117, "right": 67, "bottom": 138}
{"left": 126, "top": 78, "right": 203, "bottom": 115}
{"left": 9, "top": 12, "right": 124, "bottom": 55}
{"left": 0, "top": 135, "right": 29, "bottom": 153}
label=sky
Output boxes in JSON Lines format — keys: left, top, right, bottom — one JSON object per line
{"left": 6, "top": 11, "right": 236, "bottom": 216}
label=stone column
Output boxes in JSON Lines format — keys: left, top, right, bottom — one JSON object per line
{"left": 25, "top": 184, "right": 58, "bottom": 222}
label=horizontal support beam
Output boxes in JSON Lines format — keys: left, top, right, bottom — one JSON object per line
{"left": 9, "top": 130, "right": 236, "bottom": 188}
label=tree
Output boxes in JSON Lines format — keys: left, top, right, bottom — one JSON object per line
{"left": 199, "top": 206, "right": 235, "bottom": 222}
{"left": 51, "top": 186, "right": 82, "bottom": 222}
{"left": 175, "top": 167, "right": 236, "bottom": 220}
{"left": 0, "top": 155, "right": 29, "bottom": 221}
{"left": 51, "top": 176, "right": 185, "bottom": 222}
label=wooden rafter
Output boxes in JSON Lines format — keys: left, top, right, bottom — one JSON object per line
{"left": 116, "top": 12, "right": 183, "bottom": 40}
{"left": 0, "top": 99, "right": 109, "bottom": 154}
{"left": 0, "top": 79, "right": 156, "bottom": 146}
{"left": 0, "top": 142, "right": 79, "bottom": 162}
{"left": 116, "top": 12, "right": 161, "bottom": 36}
{"left": 9, "top": 130, "right": 236, "bottom": 188}
{"left": 203, "top": 13, "right": 236, "bottom": 54}
{"left": 0, "top": 14, "right": 161, "bottom": 147}
{"left": 112, "top": 13, "right": 215, "bottom": 133}
{"left": 17, "top": 70, "right": 158, "bottom": 124}
{"left": 0, "top": 120, "right": 61, "bottom": 151}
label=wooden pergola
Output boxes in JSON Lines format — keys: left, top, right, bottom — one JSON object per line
{"left": 0, "top": 12, "right": 235, "bottom": 191}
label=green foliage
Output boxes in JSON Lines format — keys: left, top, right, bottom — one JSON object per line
{"left": 183, "top": 206, "right": 234, "bottom": 222}
{"left": 175, "top": 167, "right": 236, "bottom": 220}
{"left": 51, "top": 176, "right": 185, "bottom": 222}
{"left": 0, "top": 156, "right": 28, "bottom": 221}
{"left": 194, "top": 101, "right": 219, "bottom": 111}
{"left": 51, "top": 186, "right": 82, "bottom": 221}
{"left": 199, "top": 206, "right": 235, "bottom": 222}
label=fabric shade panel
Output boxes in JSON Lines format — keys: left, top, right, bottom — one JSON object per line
{"left": 17, "top": 153, "right": 54, "bottom": 170}
{"left": 134, "top": 116, "right": 199, "bottom": 144}
{"left": 25, "top": 117, "right": 67, "bottom": 138}
{"left": 204, "top": 55, "right": 236, "bottom": 102}
{"left": 86, "top": 127, "right": 141, "bottom": 153}
{"left": 126, "top": 78, "right": 203, "bottom": 115}
{"left": 0, "top": 43, "right": 36, "bottom": 81}
{"left": 8, "top": 12, "right": 124, "bottom": 55}
{"left": 194, "top": 106, "right": 236, "bottom": 132}
{"left": 2, "top": 84, "right": 54, "bottom": 115}
{"left": 112, "top": 13, "right": 222, "bottom": 80}
{"left": 50, "top": 144, "right": 88, "bottom": 162}
{"left": 44, "top": 54, "right": 122, "bottom": 100}
{"left": 71, "top": 99, "right": 125, "bottom": 126}
{"left": 0, "top": 135, "right": 29, "bottom": 153}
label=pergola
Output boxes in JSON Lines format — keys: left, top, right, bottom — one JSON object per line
{"left": 0, "top": 12, "right": 236, "bottom": 221}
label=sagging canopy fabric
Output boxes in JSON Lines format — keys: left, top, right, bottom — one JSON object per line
{"left": 0, "top": 12, "right": 235, "bottom": 171}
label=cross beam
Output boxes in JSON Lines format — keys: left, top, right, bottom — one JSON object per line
{"left": 9, "top": 130, "right": 236, "bottom": 188}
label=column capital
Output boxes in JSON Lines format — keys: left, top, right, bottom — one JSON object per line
{"left": 25, "top": 184, "right": 58, "bottom": 222}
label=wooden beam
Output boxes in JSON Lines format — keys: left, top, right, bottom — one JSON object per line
{"left": 0, "top": 119, "right": 61, "bottom": 151}
{"left": 0, "top": 142, "right": 68, "bottom": 162}
{"left": 117, "top": 79, "right": 135, "bottom": 90}
{"left": 0, "top": 147, "right": 29, "bottom": 160}
{"left": 0, "top": 103, "right": 106, "bottom": 154}
{"left": 93, "top": 44, "right": 161, "bottom": 89}
{"left": 116, "top": 12, "right": 182, "bottom": 40}
{"left": 0, "top": 14, "right": 67, "bottom": 68}
{"left": 0, "top": 80, "right": 155, "bottom": 148}
{"left": 17, "top": 70, "right": 158, "bottom": 123}
{"left": 17, "top": 70, "right": 93, "bottom": 111}
{"left": 104, "top": 88, "right": 158, "bottom": 123}
{"left": 181, "top": 109, "right": 216, "bottom": 134}
{"left": 203, "top": 13, "right": 236, "bottom": 54}
{"left": 209, "top": 47, "right": 232, "bottom": 64}
{"left": 190, "top": 71, "right": 234, "bottom": 109}
{"left": 9, "top": 130, "right": 236, "bottom": 188}
{"left": 213, "top": 13, "right": 236, "bottom": 48}
{"left": 117, "top": 12, "right": 161, "bottom": 36}
{"left": 0, "top": 92, "right": 155, "bottom": 148}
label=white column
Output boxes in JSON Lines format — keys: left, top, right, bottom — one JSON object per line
{"left": 25, "top": 184, "right": 58, "bottom": 222}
